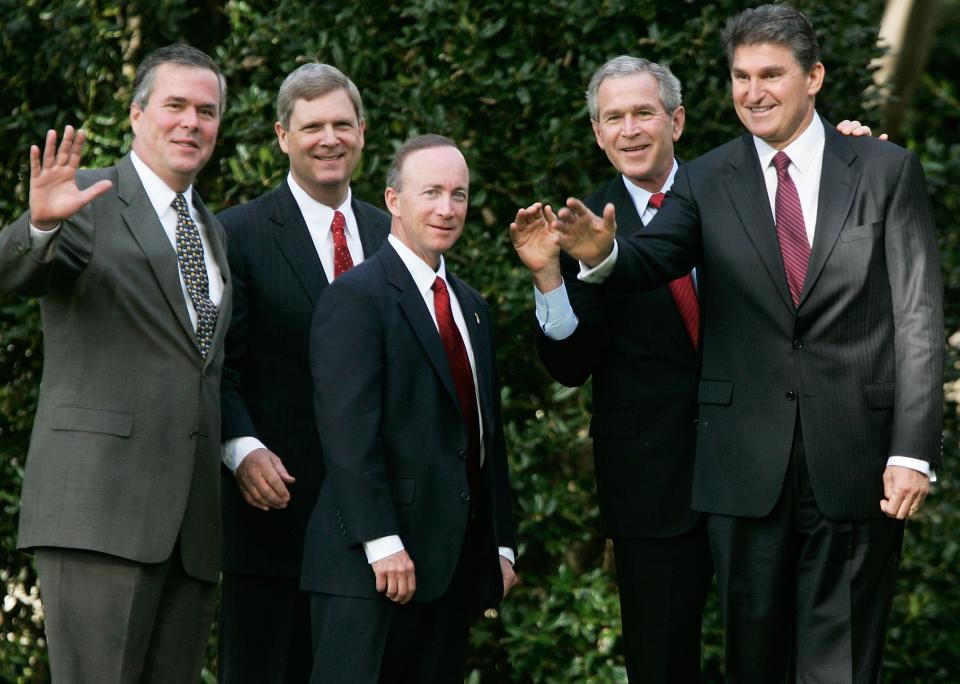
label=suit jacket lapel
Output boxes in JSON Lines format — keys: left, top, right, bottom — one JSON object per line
{"left": 722, "top": 135, "right": 795, "bottom": 312}
{"left": 380, "top": 243, "right": 461, "bottom": 409}
{"left": 800, "top": 123, "right": 860, "bottom": 306}
{"left": 449, "top": 275, "right": 495, "bottom": 434}
{"left": 607, "top": 178, "right": 646, "bottom": 239}
{"left": 271, "top": 181, "right": 329, "bottom": 303}
{"left": 353, "top": 198, "right": 389, "bottom": 258}
{"left": 116, "top": 155, "right": 197, "bottom": 346}
{"left": 193, "top": 192, "right": 231, "bottom": 369}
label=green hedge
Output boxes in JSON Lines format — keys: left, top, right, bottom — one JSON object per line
{"left": 1, "top": 1, "right": 957, "bottom": 681}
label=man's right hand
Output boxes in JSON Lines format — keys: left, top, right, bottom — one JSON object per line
{"left": 235, "top": 448, "right": 296, "bottom": 511}
{"left": 552, "top": 198, "right": 618, "bottom": 268}
{"left": 372, "top": 549, "right": 416, "bottom": 604}
{"left": 29, "top": 126, "right": 112, "bottom": 230}
{"left": 509, "top": 202, "right": 563, "bottom": 292}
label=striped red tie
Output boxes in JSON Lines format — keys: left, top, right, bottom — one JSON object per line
{"left": 649, "top": 192, "right": 699, "bottom": 349}
{"left": 772, "top": 151, "right": 810, "bottom": 307}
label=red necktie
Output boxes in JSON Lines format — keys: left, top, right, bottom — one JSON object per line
{"left": 331, "top": 210, "right": 354, "bottom": 278}
{"left": 649, "top": 192, "right": 699, "bottom": 349}
{"left": 772, "top": 151, "right": 810, "bottom": 307}
{"left": 432, "top": 276, "right": 482, "bottom": 511}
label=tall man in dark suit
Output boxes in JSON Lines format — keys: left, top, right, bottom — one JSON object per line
{"left": 0, "top": 45, "right": 230, "bottom": 681}
{"left": 511, "top": 56, "right": 710, "bottom": 683}
{"left": 217, "top": 63, "right": 390, "bottom": 683}
{"left": 543, "top": 5, "right": 942, "bottom": 682}
{"left": 303, "top": 135, "right": 518, "bottom": 683}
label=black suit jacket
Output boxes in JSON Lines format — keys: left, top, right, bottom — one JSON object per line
{"left": 301, "top": 241, "right": 516, "bottom": 605}
{"left": 537, "top": 174, "right": 700, "bottom": 539}
{"left": 607, "top": 118, "right": 943, "bottom": 520}
{"left": 218, "top": 182, "right": 390, "bottom": 577}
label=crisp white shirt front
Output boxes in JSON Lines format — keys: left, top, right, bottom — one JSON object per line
{"left": 221, "top": 177, "right": 366, "bottom": 471}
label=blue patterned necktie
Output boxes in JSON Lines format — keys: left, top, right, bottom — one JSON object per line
{"left": 172, "top": 193, "right": 218, "bottom": 357}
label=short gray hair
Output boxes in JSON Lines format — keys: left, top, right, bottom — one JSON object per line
{"left": 586, "top": 55, "right": 682, "bottom": 121}
{"left": 385, "top": 134, "right": 460, "bottom": 192}
{"left": 721, "top": 4, "right": 820, "bottom": 72}
{"left": 276, "top": 63, "right": 364, "bottom": 129}
{"left": 132, "top": 44, "right": 227, "bottom": 117}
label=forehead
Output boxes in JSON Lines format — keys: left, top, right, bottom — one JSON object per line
{"left": 401, "top": 146, "right": 469, "bottom": 187}
{"left": 597, "top": 72, "right": 663, "bottom": 111}
{"left": 289, "top": 88, "right": 357, "bottom": 122}
{"left": 149, "top": 63, "right": 221, "bottom": 104}
{"left": 731, "top": 42, "right": 801, "bottom": 71}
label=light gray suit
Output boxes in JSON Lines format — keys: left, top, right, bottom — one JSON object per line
{"left": 0, "top": 153, "right": 231, "bottom": 680}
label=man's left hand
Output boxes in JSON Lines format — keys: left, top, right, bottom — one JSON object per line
{"left": 500, "top": 555, "right": 518, "bottom": 599}
{"left": 880, "top": 465, "right": 929, "bottom": 519}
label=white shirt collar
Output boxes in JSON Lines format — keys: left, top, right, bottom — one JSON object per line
{"left": 286, "top": 172, "right": 353, "bottom": 238}
{"left": 753, "top": 111, "right": 825, "bottom": 176}
{"left": 130, "top": 150, "right": 195, "bottom": 217}
{"left": 388, "top": 234, "right": 448, "bottom": 295}
{"left": 621, "top": 158, "right": 679, "bottom": 215}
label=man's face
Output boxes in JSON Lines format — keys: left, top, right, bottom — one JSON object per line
{"left": 130, "top": 63, "right": 221, "bottom": 192}
{"left": 591, "top": 72, "right": 684, "bottom": 193}
{"left": 385, "top": 145, "right": 469, "bottom": 269}
{"left": 731, "top": 42, "right": 824, "bottom": 149}
{"left": 276, "top": 89, "right": 365, "bottom": 207}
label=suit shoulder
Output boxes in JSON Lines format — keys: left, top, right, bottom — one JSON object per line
{"left": 216, "top": 186, "right": 280, "bottom": 231}
{"left": 352, "top": 197, "right": 391, "bottom": 230}
{"left": 76, "top": 164, "right": 118, "bottom": 189}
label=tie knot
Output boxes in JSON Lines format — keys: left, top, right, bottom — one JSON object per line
{"left": 172, "top": 193, "right": 189, "bottom": 214}
{"left": 773, "top": 151, "right": 792, "bottom": 174}
{"left": 331, "top": 210, "right": 346, "bottom": 234}
{"left": 648, "top": 192, "right": 665, "bottom": 209}
{"left": 432, "top": 276, "right": 447, "bottom": 294}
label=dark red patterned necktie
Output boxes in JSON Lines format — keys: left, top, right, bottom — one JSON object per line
{"left": 331, "top": 210, "right": 354, "bottom": 278}
{"left": 649, "top": 192, "right": 699, "bottom": 349}
{"left": 432, "top": 276, "right": 482, "bottom": 510}
{"left": 772, "top": 151, "right": 810, "bottom": 307}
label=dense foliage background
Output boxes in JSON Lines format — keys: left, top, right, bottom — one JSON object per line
{"left": 1, "top": 1, "right": 957, "bottom": 681}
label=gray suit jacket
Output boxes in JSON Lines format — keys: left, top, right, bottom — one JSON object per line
{"left": 0, "top": 154, "right": 231, "bottom": 582}
{"left": 607, "top": 118, "right": 943, "bottom": 520}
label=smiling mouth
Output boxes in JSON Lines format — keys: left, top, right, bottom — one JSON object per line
{"left": 172, "top": 139, "right": 199, "bottom": 149}
{"left": 314, "top": 153, "right": 344, "bottom": 162}
{"left": 621, "top": 144, "right": 650, "bottom": 153}
{"left": 747, "top": 105, "right": 776, "bottom": 114}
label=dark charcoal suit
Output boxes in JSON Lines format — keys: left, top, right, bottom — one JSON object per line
{"left": 537, "top": 173, "right": 712, "bottom": 683}
{"left": 217, "top": 181, "right": 389, "bottom": 683}
{"left": 602, "top": 118, "right": 943, "bottom": 681}
{"left": 303, "top": 240, "right": 516, "bottom": 683}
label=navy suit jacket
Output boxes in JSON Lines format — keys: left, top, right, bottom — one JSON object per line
{"left": 301, "top": 241, "right": 516, "bottom": 605}
{"left": 218, "top": 181, "right": 390, "bottom": 577}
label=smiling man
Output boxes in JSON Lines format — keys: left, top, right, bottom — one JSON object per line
{"left": 543, "top": 5, "right": 942, "bottom": 682}
{"left": 0, "top": 45, "right": 230, "bottom": 681}
{"left": 216, "top": 63, "right": 390, "bottom": 683}
{"left": 303, "top": 135, "right": 517, "bottom": 683}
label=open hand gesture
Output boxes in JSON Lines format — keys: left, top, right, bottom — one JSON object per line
{"left": 553, "top": 198, "right": 618, "bottom": 268}
{"left": 29, "top": 126, "right": 113, "bottom": 230}
{"left": 510, "top": 202, "right": 563, "bottom": 292}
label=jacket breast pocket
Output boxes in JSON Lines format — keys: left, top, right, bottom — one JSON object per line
{"left": 51, "top": 406, "right": 133, "bottom": 436}
{"left": 839, "top": 220, "right": 883, "bottom": 243}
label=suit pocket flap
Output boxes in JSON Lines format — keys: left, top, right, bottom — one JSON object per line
{"left": 840, "top": 220, "right": 883, "bottom": 242}
{"left": 864, "top": 383, "right": 895, "bottom": 409}
{"left": 589, "top": 412, "right": 641, "bottom": 438}
{"left": 698, "top": 380, "right": 734, "bottom": 405}
{"left": 389, "top": 476, "right": 416, "bottom": 505}
{"left": 51, "top": 406, "right": 133, "bottom": 436}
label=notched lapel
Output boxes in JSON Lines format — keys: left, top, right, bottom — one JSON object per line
{"left": 722, "top": 136, "right": 794, "bottom": 312}
{"left": 271, "top": 183, "right": 329, "bottom": 303}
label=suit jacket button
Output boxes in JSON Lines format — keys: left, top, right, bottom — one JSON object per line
{"left": 785, "top": 391, "right": 796, "bottom": 401}
{"left": 792, "top": 339, "right": 804, "bottom": 350}
{"left": 188, "top": 429, "right": 200, "bottom": 439}
{"left": 460, "top": 490, "right": 471, "bottom": 502}
{"left": 458, "top": 450, "right": 467, "bottom": 462}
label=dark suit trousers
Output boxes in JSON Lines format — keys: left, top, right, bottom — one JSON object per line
{"left": 35, "top": 543, "right": 216, "bottom": 684}
{"left": 612, "top": 519, "right": 712, "bottom": 683}
{"left": 708, "top": 423, "right": 904, "bottom": 683}
{"left": 218, "top": 572, "right": 312, "bottom": 683}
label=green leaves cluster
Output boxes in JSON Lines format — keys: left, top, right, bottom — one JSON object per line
{"left": 1, "top": 1, "right": 957, "bottom": 681}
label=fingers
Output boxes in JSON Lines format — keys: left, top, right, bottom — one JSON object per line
{"left": 67, "top": 128, "right": 87, "bottom": 169}
{"left": 41, "top": 129, "right": 58, "bottom": 170}
{"left": 543, "top": 204, "right": 558, "bottom": 225}
{"left": 602, "top": 202, "right": 617, "bottom": 231}
{"left": 55, "top": 125, "right": 76, "bottom": 167}
{"left": 235, "top": 449, "right": 293, "bottom": 510}
{"left": 372, "top": 551, "right": 416, "bottom": 604}
{"left": 78, "top": 179, "right": 114, "bottom": 205}
{"left": 880, "top": 466, "right": 930, "bottom": 519}
{"left": 500, "top": 557, "right": 519, "bottom": 599}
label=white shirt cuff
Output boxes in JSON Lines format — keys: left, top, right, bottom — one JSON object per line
{"left": 887, "top": 456, "right": 936, "bottom": 483}
{"left": 364, "top": 535, "right": 405, "bottom": 564}
{"left": 577, "top": 239, "right": 618, "bottom": 283}
{"left": 221, "top": 436, "right": 267, "bottom": 471}
{"left": 534, "top": 283, "right": 579, "bottom": 340}
{"left": 498, "top": 546, "right": 516, "bottom": 565}
{"left": 29, "top": 221, "right": 60, "bottom": 258}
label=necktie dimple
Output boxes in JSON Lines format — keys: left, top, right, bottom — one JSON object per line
{"left": 649, "top": 192, "right": 700, "bottom": 349}
{"left": 432, "top": 276, "right": 482, "bottom": 512}
{"left": 172, "top": 194, "right": 218, "bottom": 358}
{"left": 331, "top": 210, "right": 354, "bottom": 278}
{"left": 772, "top": 151, "right": 810, "bottom": 307}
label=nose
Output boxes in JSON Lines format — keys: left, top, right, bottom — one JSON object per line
{"left": 622, "top": 113, "right": 641, "bottom": 136}
{"left": 317, "top": 124, "right": 338, "bottom": 146}
{"left": 746, "top": 78, "right": 765, "bottom": 102}
{"left": 435, "top": 194, "right": 454, "bottom": 218}
{"left": 179, "top": 107, "right": 199, "bottom": 129}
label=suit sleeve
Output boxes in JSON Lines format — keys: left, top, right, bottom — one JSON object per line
{"left": 310, "top": 282, "right": 398, "bottom": 545}
{"left": 884, "top": 151, "right": 944, "bottom": 468}
{"left": 483, "top": 303, "right": 517, "bottom": 552}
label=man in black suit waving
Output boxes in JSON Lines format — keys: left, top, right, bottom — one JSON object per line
{"left": 547, "top": 5, "right": 942, "bottom": 682}
{"left": 304, "top": 135, "right": 517, "bottom": 683}
{"left": 217, "top": 63, "right": 390, "bottom": 683}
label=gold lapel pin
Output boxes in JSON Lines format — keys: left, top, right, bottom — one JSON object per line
{"left": 474, "top": 312, "right": 480, "bottom": 325}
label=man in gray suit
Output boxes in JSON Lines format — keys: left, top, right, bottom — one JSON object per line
{"left": 544, "top": 5, "right": 942, "bottom": 682}
{"left": 0, "top": 45, "right": 230, "bottom": 682}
